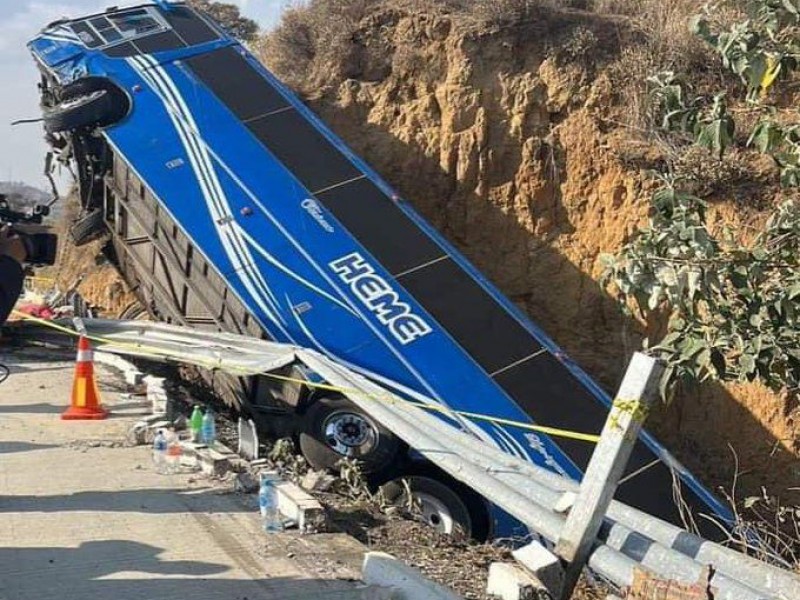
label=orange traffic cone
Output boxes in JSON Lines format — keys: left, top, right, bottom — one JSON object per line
{"left": 62, "top": 336, "right": 108, "bottom": 420}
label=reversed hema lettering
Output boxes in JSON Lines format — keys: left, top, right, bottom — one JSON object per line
{"left": 330, "top": 253, "right": 432, "bottom": 345}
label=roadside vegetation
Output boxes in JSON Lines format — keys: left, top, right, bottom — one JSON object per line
{"left": 256, "top": 0, "right": 800, "bottom": 569}
{"left": 188, "top": 0, "right": 259, "bottom": 41}
{"left": 603, "top": 1, "right": 800, "bottom": 399}
{"left": 601, "top": 3, "right": 800, "bottom": 567}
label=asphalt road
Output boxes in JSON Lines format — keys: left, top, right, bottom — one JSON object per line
{"left": 0, "top": 346, "right": 372, "bottom": 600}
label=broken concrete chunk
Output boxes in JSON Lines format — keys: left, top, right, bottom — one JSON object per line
{"left": 487, "top": 562, "right": 547, "bottom": 600}
{"left": 180, "top": 442, "right": 232, "bottom": 477}
{"left": 148, "top": 390, "right": 168, "bottom": 415}
{"left": 201, "top": 448, "right": 231, "bottom": 477}
{"left": 272, "top": 478, "right": 327, "bottom": 534}
{"left": 301, "top": 469, "right": 336, "bottom": 493}
{"left": 144, "top": 376, "right": 169, "bottom": 414}
{"left": 511, "top": 541, "right": 564, "bottom": 596}
{"left": 142, "top": 375, "right": 166, "bottom": 387}
{"left": 124, "top": 369, "right": 144, "bottom": 386}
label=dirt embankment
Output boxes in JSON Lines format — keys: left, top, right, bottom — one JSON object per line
{"left": 259, "top": 5, "right": 800, "bottom": 501}
{"left": 41, "top": 196, "right": 137, "bottom": 317}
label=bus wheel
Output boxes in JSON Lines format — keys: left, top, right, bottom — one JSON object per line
{"left": 380, "top": 474, "right": 490, "bottom": 541}
{"left": 299, "top": 396, "right": 400, "bottom": 475}
{"left": 45, "top": 77, "right": 129, "bottom": 133}
{"left": 44, "top": 90, "right": 115, "bottom": 133}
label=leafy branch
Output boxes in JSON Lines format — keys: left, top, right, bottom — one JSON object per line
{"left": 749, "top": 118, "right": 800, "bottom": 186}
{"left": 602, "top": 180, "right": 800, "bottom": 398}
{"left": 692, "top": 0, "right": 800, "bottom": 101}
{"left": 608, "top": 1, "right": 800, "bottom": 398}
{"left": 648, "top": 72, "right": 735, "bottom": 158}
{"left": 648, "top": 2, "right": 800, "bottom": 187}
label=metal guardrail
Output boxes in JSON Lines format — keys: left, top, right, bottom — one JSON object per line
{"left": 18, "top": 318, "right": 800, "bottom": 600}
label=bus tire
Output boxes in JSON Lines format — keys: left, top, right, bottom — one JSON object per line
{"left": 44, "top": 90, "right": 115, "bottom": 133}
{"left": 299, "top": 396, "right": 400, "bottom": 474}
{"left": 380, "top": 472, "right": 491, "bottom": 541}
{"left": 45, "top": 77, "right": 130, "bottom": 133}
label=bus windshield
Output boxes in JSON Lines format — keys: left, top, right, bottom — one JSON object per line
{"left": 70, "top": 7, "right": 168, "bottom": 48}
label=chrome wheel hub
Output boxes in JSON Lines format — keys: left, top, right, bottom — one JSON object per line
{"left": 323, "top": 412, "right": 377, "bottom": 457}
{"left": 413, "top": 492, "right": 455, "bottom": 534}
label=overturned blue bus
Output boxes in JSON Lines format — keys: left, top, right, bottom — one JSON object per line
{"left": 28, "top": 0, "right": 732, "bottom": 538}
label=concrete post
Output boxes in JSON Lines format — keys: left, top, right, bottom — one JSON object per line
{"left": 555, "top": 352, "right": 664, "bottom": 600}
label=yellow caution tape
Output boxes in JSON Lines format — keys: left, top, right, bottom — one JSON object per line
{"left": 611, "top": 398, "right": 650, "bottom": 422}
{"left": 608, "top": 397, "right": 650, "bottom": 439}
{"left": 11, "top": 310, "right": 229, "bottom": 371}
{"left": 248, "top": 369, "right": 602, "bottom": 444}
{"left": 10, "top": 310, "right": 602, "bottom": 444}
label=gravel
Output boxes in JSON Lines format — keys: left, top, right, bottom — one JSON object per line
{"left": 138, "top": 361, "right": 612, "bottom": 599}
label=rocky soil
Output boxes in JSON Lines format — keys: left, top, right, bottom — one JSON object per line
{"left": 40, "top": 195, "right": 137, "bottom": 317}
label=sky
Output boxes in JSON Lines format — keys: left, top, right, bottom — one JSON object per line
{"left": 0, "top": 0, "right": 287, "bottom": 188}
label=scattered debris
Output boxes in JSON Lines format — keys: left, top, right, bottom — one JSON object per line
{"left": 181, "top": 440, "right": 244, "bottom": 478}
{"left": 486, "top": 561, "right": 545, "bottom": 600}
{"left": 626, "top": 567, "right": 716, "bottom": 600}
{"left": 512, "top": 541, "right": 564, "bottom": 597}
{"left": 118, "top": 359, "right": 612, "bottom": 600}
{"left": 301, "top": 469, "right": 337, "bottom": 493}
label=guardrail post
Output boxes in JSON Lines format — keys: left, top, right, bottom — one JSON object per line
{"left": 555, "top": 352, "right": 664, "bottom": 600}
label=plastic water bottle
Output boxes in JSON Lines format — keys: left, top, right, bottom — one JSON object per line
{"left": 190, "top": 406, "right": 204, "bottom": 442}
{"left": 259, "top": 473, "right": 284, "bottom": 533}
{"left": 165, "top": 436, "right": 183, "bottom": 474}
{"left": 152, "top": 430, "right": 168, "bottom": 474}
{"left": 201, "top": 408, "right": 216, "bottom": 446}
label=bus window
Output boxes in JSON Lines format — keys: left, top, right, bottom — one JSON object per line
{"left": 89, "top": 16, "right": 123, "bottom": 43}
{"left": 109, "top": 9, "right": 161, "bottom": 36}
{"left": 70, "top": 7, "right": 168, "bottom": 48}
{"left": 70, "top": 22, "right": 103, "bottom": 48}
